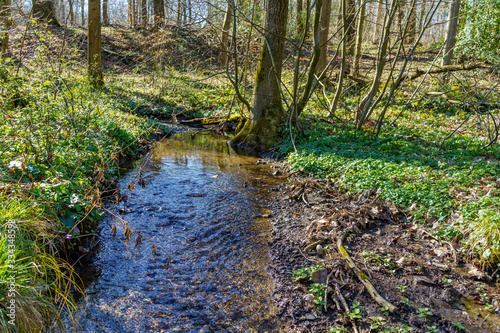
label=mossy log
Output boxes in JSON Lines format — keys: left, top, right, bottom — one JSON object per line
{"left": 180, "top": 114, "right": 244, "bottom": 127}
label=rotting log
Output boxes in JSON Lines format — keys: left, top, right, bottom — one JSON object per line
{"left": 337, "top": 234, "right": 397, "bottom": 313}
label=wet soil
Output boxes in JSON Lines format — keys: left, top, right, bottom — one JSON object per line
{"left": 263, "top": 160, "right": 500, "bottom": 333}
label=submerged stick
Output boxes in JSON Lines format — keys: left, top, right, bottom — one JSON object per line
{"left": 337, "top": 234, "right": 397, "bottom": 313}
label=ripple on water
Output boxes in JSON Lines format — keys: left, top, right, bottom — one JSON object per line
{"left": 71, "top": 132, "right": 285, "bottom": 332}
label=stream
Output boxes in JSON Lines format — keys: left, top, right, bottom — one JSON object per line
{"left": 71, "top": 131, "right": 285, "bottom": 332}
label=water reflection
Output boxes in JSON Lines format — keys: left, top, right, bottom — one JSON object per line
{"left": 72, "top": 132, "right": 283, "bottom": 332}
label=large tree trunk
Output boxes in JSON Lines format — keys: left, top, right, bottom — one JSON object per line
{"left": 442, "top": 0, "right": 460, "bottom": 65}
{"left": 102, "top": 0, "right": 109, "bottom": 25}
{"left": 219, "top": 0, "right": 233, "bottom": 65}
{"left": 32, "top": 0, "right": 60, "bottom": 25}
{"left": 0, "top": 0, "right": 12, "bottom": 56}
{"left": 153, "top": 0, "right": 165, "bottom": 26}
{"left": 230, "top": 0, "right": 289, "bottom": 151}
{"left": 316, "top": 0, "right": 332, "bottom": 73}
{"left": 352, "top": 0, "right": 365, "bottom": 76}
{"left": 88, "top": 0, "right": 103, "bottom": 86}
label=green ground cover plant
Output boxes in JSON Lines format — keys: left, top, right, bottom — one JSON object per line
{"left": 0, "top": 52, "right": 157, "bottom": 329}
{"left": 280, "top": 104, "right": 500, "bottom": 268}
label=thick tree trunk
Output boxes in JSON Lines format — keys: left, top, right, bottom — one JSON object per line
{"left": 352, "top": 0, "right": 365, "bottom": 76}
{"left": 88, "top": 0, "right": 103, "bottom": 86}
{"left": 219, "top": 0, "right": 233, "bottom": 65}
{"left": 230, "top": 0, "right": 289, "bottom": 151}
{"left": 32, "top": 0, "right": 60, "bottom": 25}
{"left": 317, "top": 0, "right": 332, "bottom": 73}
{"left": 0, "top": 0, "right": 12, "bottom": 56}
{"left": 442, "top": 0, "right": 460, "bottom": 65}
{"left": 153, "top": 0, "right": 165, "bottom": 26}
{"left": 102, "top": 0, "right": 109, "bottom": 25}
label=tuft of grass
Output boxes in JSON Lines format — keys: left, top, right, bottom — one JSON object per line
{"left": 0, "top": 228, "right": 83, "bottom": 332}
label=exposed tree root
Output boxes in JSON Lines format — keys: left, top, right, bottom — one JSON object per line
{"left": 337, "top": 233, "right": 397, "bottom": 313}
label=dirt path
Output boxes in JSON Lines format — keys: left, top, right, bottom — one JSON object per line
{"left": 262, "top": 159, "right": 500, "bottom": 333}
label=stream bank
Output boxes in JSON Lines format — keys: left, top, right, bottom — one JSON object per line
{"left": 263, "top": 160, "right": 500, "bottom": 333}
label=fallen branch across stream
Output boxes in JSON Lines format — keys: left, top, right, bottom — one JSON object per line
{"left": 337, "top": 233, "right": 397, "bottom": 313}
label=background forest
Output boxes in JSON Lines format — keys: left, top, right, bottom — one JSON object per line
{"left": 0, "top": 0, "right": 500, "bottom": 331}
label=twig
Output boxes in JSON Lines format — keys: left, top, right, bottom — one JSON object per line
{"left": 422, "top": 230, "right": 458, "bottom": 262}
{"left": 337, "top": 234, "right": 397, "bottom": 312}
{"left": 336, "top": 288, "right": 359, "bottom": 333}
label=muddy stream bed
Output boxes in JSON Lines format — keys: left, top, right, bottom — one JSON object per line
{"left": 71, "top": 131, "right": 287, "bottom": 332}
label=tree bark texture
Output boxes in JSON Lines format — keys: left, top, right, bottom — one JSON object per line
{"left": 153, "top": 0, "right": 165, "bottom": 25}
{"left": 230, "top": 0, "right": 289, "bottom": 151}
{"left": 141, "top": 0, "right": 147, "bottom": 26}
{"left": 102, "top": 0, "right": 109, "bottom": 25}
{"left": 32, "top": 0, "right": 60, "bottom": 25}
{"left": 296, "top": 0, "right": 304, "bottom": 37}
{"left": 442, "top": 0, "right": 460, "bottom": 65}
{"left": 0, "top": 0, "right": 12, "bottom": 56}
{"left": 317, "top": 0, "right": 332, "bottom": 73}
{"left": 219, "top": 0, "right": 233, "bottom": 65}
{"left": 352, "top": 0, "right": 365, "bottom": 76}
{"left": 88, "top": 0, "right": 103, "bottom": 86}
{"left": 345, "top": 0, "right": 355, "bottom": 54}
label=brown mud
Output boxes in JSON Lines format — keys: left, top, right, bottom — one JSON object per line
{"left": 260, "top": 159, "right": 500, "bottom": 333}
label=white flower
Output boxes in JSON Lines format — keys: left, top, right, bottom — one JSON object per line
{"left": 8, "top": 159, "right": 22, "bottom": 169}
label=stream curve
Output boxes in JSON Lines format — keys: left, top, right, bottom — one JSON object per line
{"left": 72, "top": 131, "right": 284, "bottom": 332}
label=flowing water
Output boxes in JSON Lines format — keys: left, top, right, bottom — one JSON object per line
{"left": 72, "top": 131, "right": 285, "bottom": 332}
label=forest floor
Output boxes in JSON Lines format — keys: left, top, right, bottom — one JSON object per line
{"left": 1, "top": 23, "right": 499, "bottom": 332}
{"left": 262, "top": 159, "right": 500, "bottom": 332}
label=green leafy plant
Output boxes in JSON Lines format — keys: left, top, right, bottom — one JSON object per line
{"left": 308, "top": 283, "right": 327, "bottom": 310}
{"left": 292, "top": 264, "right": 325, "bottom": 282}
{"left": 329, "top": 326, "right": 348, "bottom": 333}
{"left": 452, "top": 321, "right": 465, "bottom": 330}
{"left": 417, "top": 308, "right": 433, "bottom": 320}
{"left": 426, "top": 325, "right": 438, "bottom": 333}
{"left": 345, "top": 302, "right": 364, "bottom": 320}
{"left": 400, "top": 298, "right": 411, "bottom": 307}
{"left": 369, "top": 316, "right": 386, "bottom": 330}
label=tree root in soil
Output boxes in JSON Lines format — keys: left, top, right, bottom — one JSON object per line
{"left": 337, "top": 233, "right": 397, "bottom": 313}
